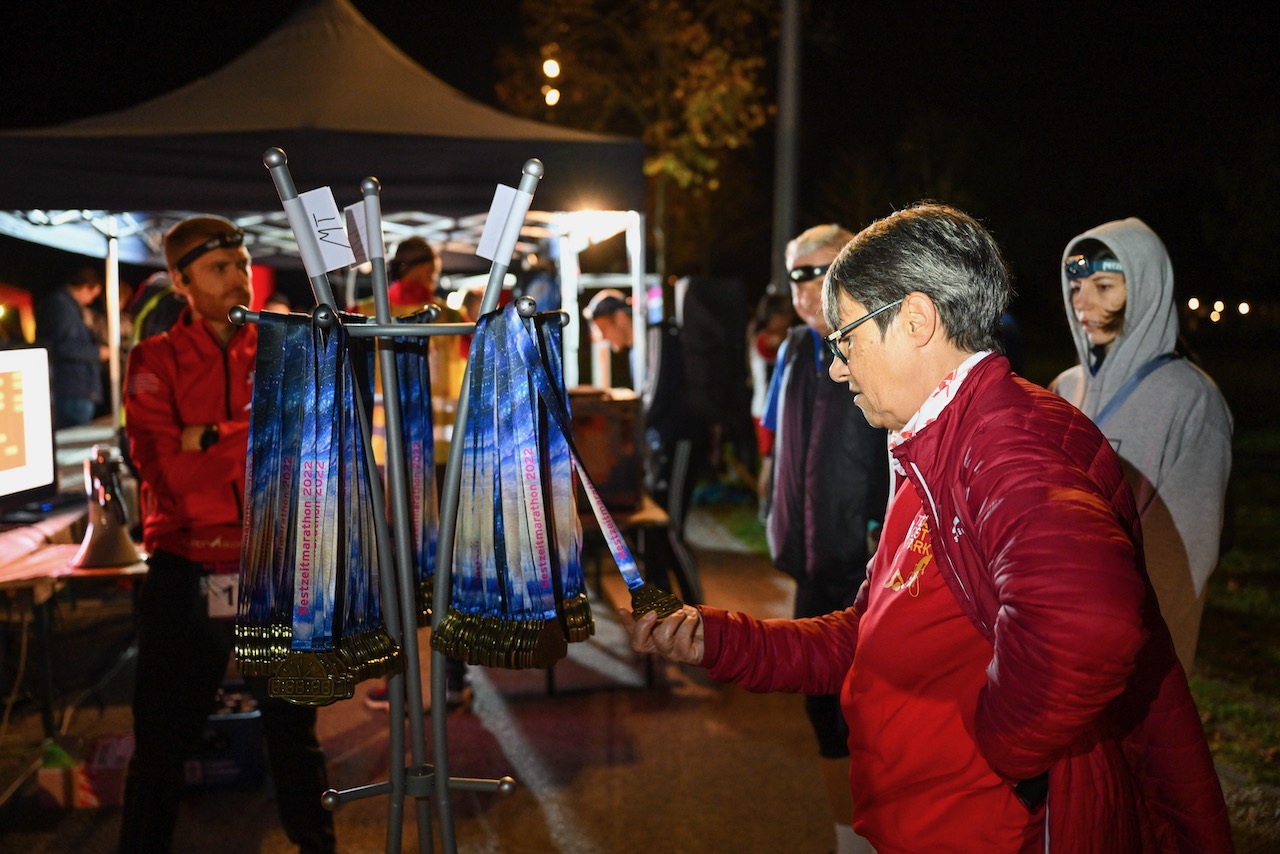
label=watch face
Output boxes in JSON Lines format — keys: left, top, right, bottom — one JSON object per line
{"left": 201, "top": 425, "right": 219, "bottom": 450}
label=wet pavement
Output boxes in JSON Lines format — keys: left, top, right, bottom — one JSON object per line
{"left": 0, "top": 509, "right": 837, "bottom": 853}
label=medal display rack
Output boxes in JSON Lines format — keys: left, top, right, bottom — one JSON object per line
{"left": 229, "top": 149, "right": 543, "bottom": 854}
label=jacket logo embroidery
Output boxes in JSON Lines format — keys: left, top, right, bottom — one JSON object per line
{"left": 885, "top": 516, "right": 931, "bottom": 597}
{"left": 951, "top": 515, "right": 964, "bottom": 543}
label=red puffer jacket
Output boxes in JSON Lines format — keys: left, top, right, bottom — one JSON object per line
{"left": 702, "top": 354, "right": 1231, "bottom": 852}
{"left": 125, "top": 309, "right": 257, "bottom": 564}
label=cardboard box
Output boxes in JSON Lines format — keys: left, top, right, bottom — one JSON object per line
{"left": 184, "top": 684, "right": 266, "bottom": 792}
{"left": 36, "top": 764, "right": 102, "bottom": 808}
{"left": 183, "top": 710, "right": 265, "bottom": 792}
{"left": 34, "top": 685, "right": 266, "bottom": 809}
{"left": 568, "top": 387, "right": 644, "bottom": 511}
{"left": 88, "top": 732, "right": 132, "bottom": 806}
{"left": 35, "top": 735, "right": 129, "bottom": 808}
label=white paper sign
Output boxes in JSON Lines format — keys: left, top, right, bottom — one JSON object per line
{"left": 297, "top": 186, "right": 357, "bottom": 273}
{"left": 477, "top": 184, "right": 530, "bottom": 262}
{"left": 344, "top": 201, "right": 370, "bottom": 267}
{"left": 206, "top": 575, "right": 239, "bottom": 619}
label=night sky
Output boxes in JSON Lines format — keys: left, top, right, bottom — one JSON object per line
{"left": 2, "top": 1, "right": 1275, "bottom": 370}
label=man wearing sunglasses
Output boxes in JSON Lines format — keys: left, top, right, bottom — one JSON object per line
{"left": 121, "top": 215, "right": 337, "bottom": 853}
{"left": 756, "top": 223, "right": 888, "bottom": 854}
{"left": 625, "top": 204, "right": 1230, "bottom": 852}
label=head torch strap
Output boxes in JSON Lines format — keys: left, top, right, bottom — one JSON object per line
{"left": 174, "top": 228, "right": 246, "bottom": 272}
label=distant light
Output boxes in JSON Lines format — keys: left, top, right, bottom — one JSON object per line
{"left": 542, "top": 59, "right": 560, "bottom": 79}
{"left": 1187, "top": 297, "right": 1200, "bottom": 311}
{"left": 1238, "top": 302, "right": 1251, "bottom": 315}
{"left": 544, "top": 88, "right": 561, "bottom": 106}
{"left": 1213, "top": 300, "right": 1225, "bottom": 312}
{"left": 0, "top": 305, "right": 6, "bottom": 319}
{"left": 445, "top": 290, "right": 466, "bottom": 311}
{"left": 1210, "top": 310, "right": 1221, "bottom": 322}
{"left": 560, "top": 210, "right": 632, "bottom": 251}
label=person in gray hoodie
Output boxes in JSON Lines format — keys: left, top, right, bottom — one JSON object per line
{"left": 1051, "top": 217, "right": 1232, "bottom": 671}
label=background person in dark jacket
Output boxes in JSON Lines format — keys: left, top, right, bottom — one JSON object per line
{"left": 36, "top": 263, "right": 108, "bottom": 427}
{"left": 756, "top": 223, "right": 888, "bottom": 854}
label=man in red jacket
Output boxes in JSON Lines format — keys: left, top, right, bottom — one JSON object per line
{"left": 623, "top": 203, "right": 1231, "bottom": 852}
{"left": 120, "top": 215, "right": 336, "bottom": 853}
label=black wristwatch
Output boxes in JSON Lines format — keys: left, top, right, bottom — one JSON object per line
{"left": 199, "top": 423, "right": 220, "bottom": 452}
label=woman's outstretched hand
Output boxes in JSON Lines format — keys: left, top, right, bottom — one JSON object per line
{"left": 618, "top": 604, "right": 705, "bottom": 666}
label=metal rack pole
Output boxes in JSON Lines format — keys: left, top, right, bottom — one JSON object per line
{"left": 258, "top": 151, "right": 539, "bottom": 854}
{"left": 428, "top": 159, "right": 543, "bottom": 852}
{"left": 262, "top": 149, "right": 339, "bottom": 311}
{"left": 357, "top": 177, "right": 431, "bottom": 851}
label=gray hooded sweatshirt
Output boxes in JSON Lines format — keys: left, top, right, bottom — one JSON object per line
{"left": 1052, "top": 217, "right": 1232, "bottom": 670}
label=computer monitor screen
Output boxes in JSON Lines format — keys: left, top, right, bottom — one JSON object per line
{"left": 0, "top": 347, "right": 57, "bottom": 515}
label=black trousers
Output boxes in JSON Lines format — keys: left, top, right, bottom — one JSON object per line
{"left": 794, "top": 574, "right": 855, "bottom": 759}
{"left": 118, "top": 551, "right": 336, "bottom": 853}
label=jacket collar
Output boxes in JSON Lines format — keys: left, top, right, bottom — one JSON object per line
{"left": 891, "top": 353, "right": 1010, "bottom": 482}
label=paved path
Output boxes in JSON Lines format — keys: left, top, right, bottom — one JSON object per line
{"left": 4, "top": 507, "right": 1274, "bottom": 852}
{"left": 0, "top": 509, "right": 834, "bottom": 853}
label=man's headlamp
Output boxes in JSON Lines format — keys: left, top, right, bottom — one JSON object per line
{"left": 1064, "top": 255, "right": 1123, "bottom": 279}
{"left": 174, "top": 227, "right": 246, "bottom": 272}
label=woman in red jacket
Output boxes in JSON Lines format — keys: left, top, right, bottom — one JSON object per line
{"left": 622, "top": 203, "right": 1231, "bottom": 853}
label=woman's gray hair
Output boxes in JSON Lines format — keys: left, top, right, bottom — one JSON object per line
{"left": 822, "top": 203, "right": 1010, "bottom": 352}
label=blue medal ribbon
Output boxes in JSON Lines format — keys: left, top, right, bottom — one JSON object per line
{"left": 292, "top": 318, "right": 341, "bottom": 652}
{"left": 237, "top": 312, "right": 284, "bottom": 673}
{"left": 394, "top": 311, "right": 438, "bottom": 618}
{"left": 503, "top": 307, "right": 643, "bottom": 590}
{"left": 435, "top": 304, "right": 591, "bottom": 667}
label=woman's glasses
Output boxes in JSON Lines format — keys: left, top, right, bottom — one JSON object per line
{"left": 824, "top": 299, "right": 904, "bottom": 364}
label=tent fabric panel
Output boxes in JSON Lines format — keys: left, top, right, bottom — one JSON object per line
{"left": 7, "top": 0, "right": 619, "bottom": 145}
{"left": 0, "top": 131, "right": 645, "bottom": 215}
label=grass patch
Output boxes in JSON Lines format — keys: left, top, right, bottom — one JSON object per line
{"left": 700, "top": 500, "right": 769, "bottom": 556}
{"left": 1193, "top": 428, "right": 1280, "bottom": 786}
{"left": 1191, "top": 675, "right": 1280, "bottom": 787}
